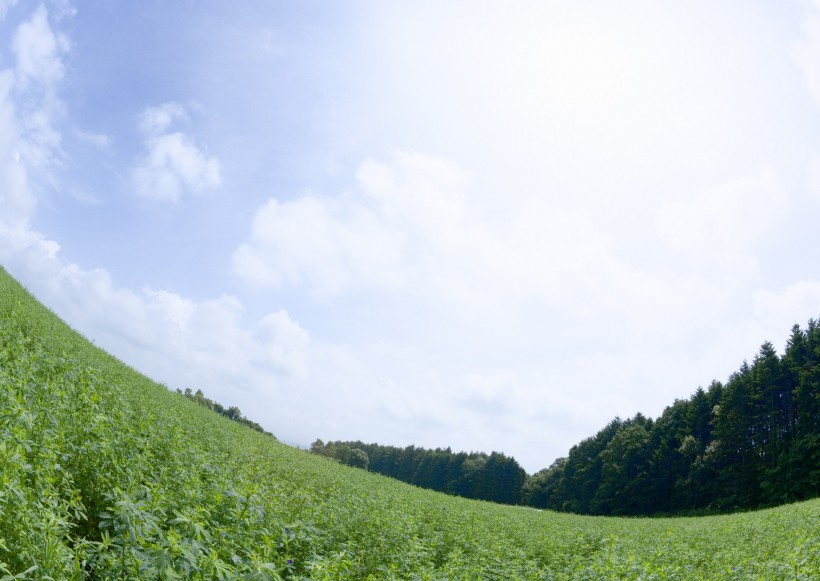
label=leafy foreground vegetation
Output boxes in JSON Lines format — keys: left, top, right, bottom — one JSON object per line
{"left": 1, "top": 267, "right": 819, "bottom": 579}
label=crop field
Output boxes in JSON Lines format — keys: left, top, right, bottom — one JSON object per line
{"left": 0, "top": 266, "right": 818, "bottom": 579}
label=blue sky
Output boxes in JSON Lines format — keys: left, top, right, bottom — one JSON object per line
{"left": 2, "top": 0, "right": 820, "bottom": 472}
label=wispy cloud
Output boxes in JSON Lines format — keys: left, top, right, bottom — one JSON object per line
{"left": 131, "top": 102, "right": 221, "bottom": 203}
{"left": 7, "top": 3, "right": 68, "bottom": 193}
{"left": 0, "top": 4, "right": 70, "bottom": 231}
{"left": 75, "top": 129, "right": 111, "bottom": 152}
{"left": 0, "top": 0, "right": 18, "bottom": 21}
{"left": 11, "top": 4, "right": 66, "bottom": 89}
{"left": 138, "top": 101, "right": 187, "bottom": 137}
{"left": 0, "top": 69, "right": 32, "bottom": 229}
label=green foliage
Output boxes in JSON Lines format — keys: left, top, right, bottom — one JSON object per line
{"left": 1, "top": 266, "right": 819, "bottom": 579}
{"left": 311, "top": 441, "right": 527, "bottom": 505}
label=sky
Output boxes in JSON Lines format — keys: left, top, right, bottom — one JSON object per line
{"left": 2, "top": 1, "right": 820, "bottom": 473}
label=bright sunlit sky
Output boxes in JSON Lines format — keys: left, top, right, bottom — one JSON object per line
{"left": 3, "top": 1, "right": 820, "bottom": 472}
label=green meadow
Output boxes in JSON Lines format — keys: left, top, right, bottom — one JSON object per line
{"left": 0, "top": 266, "right": 818, "bottom": 580}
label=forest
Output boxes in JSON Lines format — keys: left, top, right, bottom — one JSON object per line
{"left": 310, "top": 440, "right": 528, "bottom": 505}
{"left": 313, "top": 318, "right": 820, "bottom": 516}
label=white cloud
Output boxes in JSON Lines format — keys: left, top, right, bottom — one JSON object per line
{"left": 791, "top": 0, "right": 820, "bottom": 109}
{"left": 754, "top": 280, "right": 820, "bottom": 344}
{"left": 233, "top": 150, "right": 623, "bottom": 320}
{"left": 1, "top": 228, "right": 312, "bottom": 396}
{"left": 0, "top": 0, "right": 18, "bottom": 20}
{"left": 656, "top": 167, "right": 787, "bottom": 280}
{"left": 256, "top": 310, "right": 310, "bottom": 376}
{"left": 132, "top": 102, "right": 221, "bottom": 203}
{"left": 231, "top": 157, "right": 414, "bottom": 296}
{"left": 0, "top": 69, "right": 33, "bottom": 229}
{"left": 76, "top": 129, "right": 111, "bottom": 151}
{"left": 5, "top": 4, "right": 68, "bottom": 190}
{"left": 11, "top": 4, "right": 66, "bottom": 89}
{"left": 234, "top": 152, "right": 762, "bottom": 348}
{"left": 232, "top": 195, "right": 406, "bottom": 295}
{"left": 138, "top": 102, "right": 188, "bottom": 137}
{"left": 0, "top": 4, "right": 70, "bottom": 230}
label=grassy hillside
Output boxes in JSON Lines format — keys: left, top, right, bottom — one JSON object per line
{"left": 0, "top": 266, "right": 818, "bottom": 580}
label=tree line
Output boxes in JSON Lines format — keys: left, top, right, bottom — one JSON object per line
{"left": 312, "top": 318, "right": 820, "bottom": 515}
{"left": 525, "top": 319, "right": 820, "bottom": 515}
{"left": 310, "top": 440, "right": 527, "bottom": 505}
{"left": 176, "top": 387, "right": 274, "bottom": 437}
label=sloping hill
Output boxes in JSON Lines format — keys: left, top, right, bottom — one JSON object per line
{"left": 0, "top": 266, "right": 818, "bottom": 579}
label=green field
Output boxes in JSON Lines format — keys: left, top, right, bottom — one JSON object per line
{"left": 1, "top": 266, "right": 818, "bottom": 580}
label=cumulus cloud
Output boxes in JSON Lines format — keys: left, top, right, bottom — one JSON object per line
{"left": 131, "top": 102, "right": 221, "bottom": 203}
{"left": 256, "top": 310, "right": 310, "bottom": 375}
{"left": 232, "top": 194, "right": 405, "bottom": 295}
{"left": 0, "top": 216, "right": 333, "bottom": 445}
{"left": 234, "top": 151, "right": 765, "bottom": 343}
{"left": 233, "top": 150, "right": 621, "bottom": 319}
{"left": 1, "top": 228, "right": 312, "bottom": 401}
{"left": 233, "top": 151, "right": 469, "bottom": 297}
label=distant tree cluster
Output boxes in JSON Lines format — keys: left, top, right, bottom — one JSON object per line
{"left": 311, "top": 318, "right": 820, "bottom": 516}
{"left": 177, "top": 387, "right": 274, "bottom": 437}
{"left": 524, "top": 320, "right": 820, "bottom": 515}
{"left": 310, "top": 440, "right": 527, "bottom": 505}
